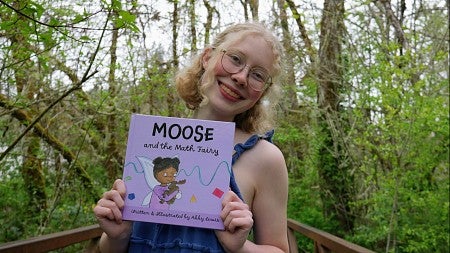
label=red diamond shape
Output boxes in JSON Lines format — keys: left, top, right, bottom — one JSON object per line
{"left": 212, "top": 188, "right": 224, "bottom": 198}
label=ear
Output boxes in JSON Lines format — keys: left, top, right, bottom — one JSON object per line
{"left": 201, "top": 48, "right": 213, "bottom": 69}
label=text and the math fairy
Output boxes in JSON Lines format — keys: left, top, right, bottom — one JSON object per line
{"left": 122, "top": 114, "right": 235, "bottom": 230}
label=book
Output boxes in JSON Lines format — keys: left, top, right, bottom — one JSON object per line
{"left": 121, "top": 114, "right": 235, "bottom": 230}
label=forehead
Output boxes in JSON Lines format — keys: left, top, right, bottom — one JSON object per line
{"left": 158, "top": 166, "right": 176, "bottom": 172}
{"left": 225, "top": 33, "right": 275, "bottom": 71}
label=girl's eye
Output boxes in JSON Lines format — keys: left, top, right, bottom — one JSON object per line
{"left": 228, "top": 53, "right": 243, "bottom": 66}
{"left": 250, "top": 69, "right": 266, "bottom": 82}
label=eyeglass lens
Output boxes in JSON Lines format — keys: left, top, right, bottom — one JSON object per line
{"left": 221, "top": 50, "right": 270, "bottom": 91}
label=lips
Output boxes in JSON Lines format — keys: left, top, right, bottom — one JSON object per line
{"left": 219, "top": 82, "right": 242, "bottom": 100}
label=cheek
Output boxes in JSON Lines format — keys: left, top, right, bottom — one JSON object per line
{"left": 212, "top": 59, "right": 227, "bottom": 76}
{"left": 201, "top": 60, "right": 224, "bottom": 88}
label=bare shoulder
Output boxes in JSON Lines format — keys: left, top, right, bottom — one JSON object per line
{"left": 252, "top": 139, "right": 287, "bottom": 172}
{"left": 237, "top": 139, "right": 288, "bottom": 189}
{"left": 232, "top": 131, "right": 288, "bottom": 209}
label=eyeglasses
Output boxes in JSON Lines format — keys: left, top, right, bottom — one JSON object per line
{"left": 220, "top": 49, "right": 272, "bottom": 91}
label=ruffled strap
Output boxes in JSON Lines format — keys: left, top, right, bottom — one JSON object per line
{"left": 230, "top": 130, "right": 275, "bottom": 200}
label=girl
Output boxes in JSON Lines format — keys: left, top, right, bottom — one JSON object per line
{"left": 94, "top": 22, "right": 289, "bottom": 253}
{"left": 150, "top": 156, "right": 184, "bottom": 209}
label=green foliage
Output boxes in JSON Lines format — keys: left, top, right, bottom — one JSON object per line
{"left": 0, "top": 170, "right": 31, "bottom": 242}
{"left": 107, "top": 0, "right": 139, "bottom": 32}
{"left": 288, "top": 176, "right": 340, "bottom": 252}
{"left": 0, "top": 161, "right": 100, "bottom": 243}
{"left": 347, "top": 173, "right": 449, "bottom": 252}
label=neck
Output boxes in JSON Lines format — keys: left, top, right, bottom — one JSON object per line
{"left": 192, "top": 107, "right": 235, "bottom": 122}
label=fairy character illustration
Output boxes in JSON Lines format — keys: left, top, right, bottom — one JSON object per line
{"left": 138, "top": 156, "right": 185, "bottom": 209}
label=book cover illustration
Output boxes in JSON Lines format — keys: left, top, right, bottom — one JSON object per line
{"left": 122, "top": 114, "right": 235, "bottom": 230}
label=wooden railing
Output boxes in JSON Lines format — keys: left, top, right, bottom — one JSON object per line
{"left": 0, "top": 225, "right": 102, "bottom": 253}
{"left": 0, "top": 219, "right": 375, "bottom": 253}
{"left": 287, "top": 219, "right": 375, "bottom": 253}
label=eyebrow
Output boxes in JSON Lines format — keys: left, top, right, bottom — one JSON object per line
{"left": 226, "top": 49, "right": 271, "bottom": 72}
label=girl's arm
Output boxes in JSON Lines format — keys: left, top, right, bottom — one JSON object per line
{"left": 248, "top": 142, "right": 289, "bottom": 252}
{"left": 216, "top": 141, "right": 289, "bottom": 252}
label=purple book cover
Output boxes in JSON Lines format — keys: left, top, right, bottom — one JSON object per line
{"left": 122, "top": 114, "right": 235, "bottom": 230}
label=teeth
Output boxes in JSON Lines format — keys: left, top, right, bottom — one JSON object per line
{"left": 221, "top": 84, "right": 240, "bottom": 99}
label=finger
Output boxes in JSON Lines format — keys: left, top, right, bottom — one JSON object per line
{"left": 102, "top": 189, "right": 125, "bottom": 209}
{"left": 94, "top": 204, "right": 116, "bottom": 221}
{"left": 96, "top": 198, "right": 124, "bottom": 223}
{"left": 221, "top": 191, "right": 242, "bottom": 207}
{"left": 220, "top": 191, "right": 245, "bottom": 218}
{"left": 221, "top": 201, "right": 249, "bottom": 221}
{"left": 226, "top": 215, "right": 253, "bottom": 233}
{"left": 113, "top": 179, "right": 127, "bottom": 198}
{"left": 223, "top": 209, "right": 253, "bottom": 231}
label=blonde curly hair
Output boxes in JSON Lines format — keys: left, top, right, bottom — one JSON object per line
{"left": 176, "top": 22, "right": 284, "bottom": 134}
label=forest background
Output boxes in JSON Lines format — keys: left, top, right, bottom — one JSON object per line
{"left": 0, "top": 0, "right": 448, "bottom": 252}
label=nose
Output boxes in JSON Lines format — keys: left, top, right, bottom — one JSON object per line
{"left": 231, "top": 65, "right": 250, "bottom": 86}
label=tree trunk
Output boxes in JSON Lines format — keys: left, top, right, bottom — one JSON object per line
{"left": 202, "top": 0, "right": 217, "bottom": 46}
{"left": 277, "top": 0, "right": 299, "bottom": 110}
{"left": 249, "top": 0, "right": 259, "bottom": 21}
{"left": 104, "top": 13, "right": 123, "bottom": 181}
{"left": 188, "top": 0, "right": 198, "bottom": 52}
{"left": 276, "top": 0, "right": 305, "bottom": 177}
{"left": 285, "top": 0, "right": 316, "bottom": 63}
{"left": 168, "top": 0, "right": 179, "bottom": 116}
{"left": 11, "top": 0, "right": 47, "bottom": 214}
{"left": 240, "top": 0, "right": 250, "bottom": 21}
{"left": 316, "top": 0, "right": 355, "bottom": 235}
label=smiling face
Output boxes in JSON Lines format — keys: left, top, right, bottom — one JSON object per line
{"left": 197, "top": 34, "right": 275, "bottom": 122}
